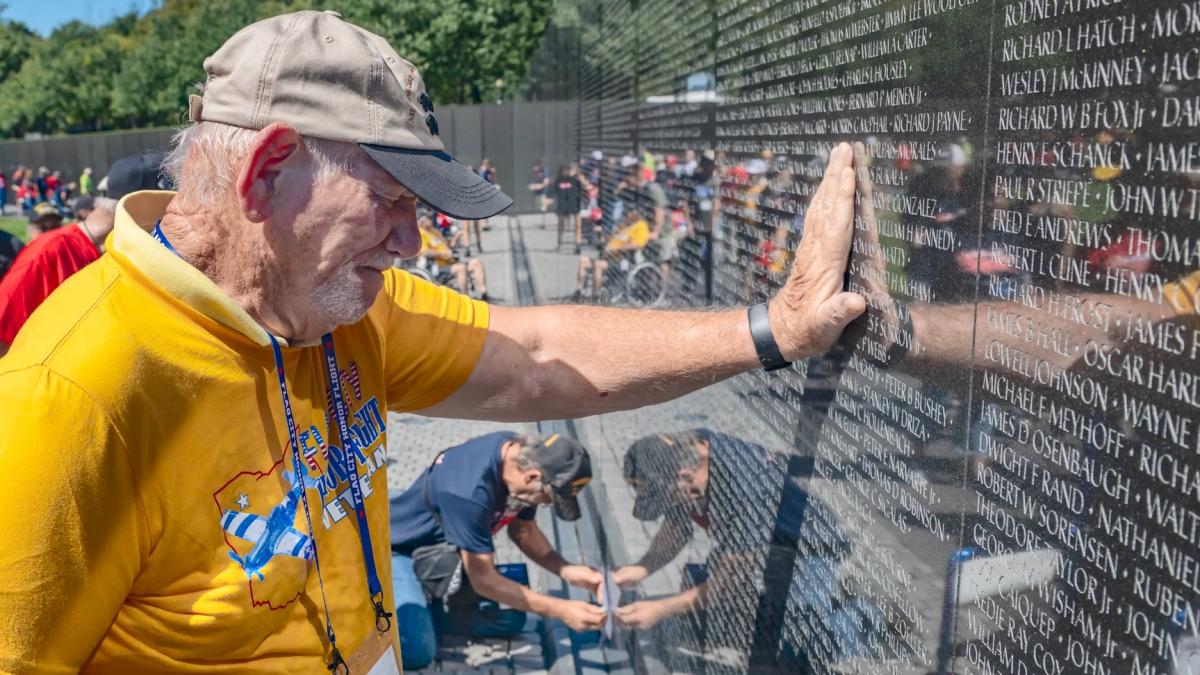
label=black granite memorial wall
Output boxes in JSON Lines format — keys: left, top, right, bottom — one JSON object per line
{"left": 551, "top": 0, "right": 1200, "bottom": 672}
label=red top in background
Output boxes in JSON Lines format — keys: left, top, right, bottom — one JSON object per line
{"left": 0, "top": 225, "right": 100, "bottom": 346}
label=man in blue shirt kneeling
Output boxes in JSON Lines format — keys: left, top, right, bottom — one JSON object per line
{"left": 390, "top": 432, "right": 604, "bottom": 670}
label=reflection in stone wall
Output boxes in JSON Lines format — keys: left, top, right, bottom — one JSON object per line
{"left": 556, "top": 0, "right": 1200, "bottom": 673}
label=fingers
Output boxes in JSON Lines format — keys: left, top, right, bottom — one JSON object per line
{"left": 853, "top": 141, "right": 880, "bottom": 245}
{"left": 821, "top": 292, "right": 868, "bottom": 335}
{"left": 581, "top": 606, "right": 606, "bottom": 630}
{"left": 804, "top": 144, "right": 855, "bottom": 248}
{"left": 615, "top": 603, "right": 653, "bottom": 630}
{"left": 794, "top": 144, "right": 858, "bottom": 295}
{"left": 829, "top": 165, "right": 857, "bottom": 252}
{"left": 807, "top": 143, "right": 851, "bottom": 217}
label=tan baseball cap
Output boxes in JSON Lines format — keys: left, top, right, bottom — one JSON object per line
{"left": 188, "top": 10, "right": 511, "bottom": 220}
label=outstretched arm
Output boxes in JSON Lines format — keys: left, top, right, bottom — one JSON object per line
{"left": 461, "top": 550, "right": 605, "bottom": 632}
{"left": 508, "top": 519, "right": 602, "bottom": 595}
{"left": 421, "top": 144, "right": 864, "bottom": 422}
{"left": 612, "top": 514, "right": 694, "bottom": 587}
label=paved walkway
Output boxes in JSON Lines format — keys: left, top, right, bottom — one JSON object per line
{"left": 385, "top": 217, "right": 546, "bottom": 673}
{"left": 387, "top": 215, "right": 966, "bottom": 673}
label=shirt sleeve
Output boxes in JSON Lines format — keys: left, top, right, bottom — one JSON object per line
{"left": 435, "top": 494, "right": 496, "bottom": 554}
{"left": 370, "top": 269, "right": 490, "bottom": 412}
{"left": 0, "top": 366, "right": 147, "bottom": 673}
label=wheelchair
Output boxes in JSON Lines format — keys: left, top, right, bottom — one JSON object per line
{"left": 580, "top": 248, "right": 666, "bottom": 307}
{"left": 398, "top": 250, "right": 483, "bottom": 299}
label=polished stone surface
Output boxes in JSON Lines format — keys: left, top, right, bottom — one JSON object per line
{"left": 548, "top": 0, "right": 1200, "bottom": 672}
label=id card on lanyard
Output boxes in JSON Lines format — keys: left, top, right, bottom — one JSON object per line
{"left": 155, "top": 222, "right": 397, "bottom": 673}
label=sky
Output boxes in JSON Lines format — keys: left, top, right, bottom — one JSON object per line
{"left": 2, "top": 0, "right": 150, "bottom": 35}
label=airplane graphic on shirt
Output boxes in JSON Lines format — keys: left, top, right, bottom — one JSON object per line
{"left": 220, "top": 470, "right": 315, "bottom": 581}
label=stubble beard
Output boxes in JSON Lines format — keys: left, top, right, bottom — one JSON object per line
{"left": 310, "top": 253, "right": 392, "bottom": 329}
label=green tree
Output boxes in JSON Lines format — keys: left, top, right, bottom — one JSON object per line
{"left": 111, "top": 0, "right": 300, "bottom": 128}
{"left": 0, "top": 0, "right": 557, "bottom": 137}
{"left": 0, "top": 20, "right": 132, "bottom": 135}
{"left": 336, "top": 0, "right": 554, "bottom": 104}
{"left": 0, "top": 17, "right": 35, "bottom": 85}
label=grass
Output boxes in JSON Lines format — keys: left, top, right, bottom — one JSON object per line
{"left": 0, "top": 216, "right": 27, "bottom": 242}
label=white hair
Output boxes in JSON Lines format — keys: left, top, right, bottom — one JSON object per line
{"left": 512, "top": 434, "right": 544, "bottom": 471}
{"left": 91, "top": 197, "right": 118, "bottom": 212}
{"left": 163, "top": 120, "right": 360, "bottom": 206}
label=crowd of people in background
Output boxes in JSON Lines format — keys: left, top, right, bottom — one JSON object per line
{"left": 0, "top": 152, "right": 165, "bottom": 356}
{"left": 0, "top": 165, "right": 98, "bottom": 279}
{"left": 0, "top": 165, "right": 94, "bottom": 217}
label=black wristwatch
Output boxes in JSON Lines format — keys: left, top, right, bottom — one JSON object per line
{"left": 748, "top": 303, "right": 791, "bottom": 372}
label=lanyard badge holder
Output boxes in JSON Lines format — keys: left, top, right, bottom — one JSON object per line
{"left": 156, "top": 223, "right": 391, "bottom": 672}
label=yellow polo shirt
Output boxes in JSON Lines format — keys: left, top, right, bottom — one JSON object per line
{"left": 604, "top": 219, "right": 650, "bottom": 252}
{"left": 0, "top": 192, "right": 489, "bottom": 672}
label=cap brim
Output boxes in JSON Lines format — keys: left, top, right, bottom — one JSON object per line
{"left": 631, "top": 492, "right": 665, "bottom": 521}
{"left": 361, "top": 144, "right": 513, "bottom": 220}
{"left": 552, "top": 492, "right": 582, "bottom": 522}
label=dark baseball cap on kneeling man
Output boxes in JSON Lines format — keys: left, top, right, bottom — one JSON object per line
{"left": 187, "top": 10, "right": 512, "bottom": 221}
{"left": 530, "top": 434, "right": 592, "bottom": 522}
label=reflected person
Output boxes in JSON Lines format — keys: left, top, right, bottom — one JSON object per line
{"left": 615, "top": 430, "right": 860, "bottom": 668}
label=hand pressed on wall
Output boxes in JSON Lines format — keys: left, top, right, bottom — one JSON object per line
{"left": 767, "top": 142, "right": 868, "bottom": 361}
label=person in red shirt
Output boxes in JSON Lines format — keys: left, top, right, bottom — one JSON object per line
{"left": 0, "top": 197, "right": 116, "bottom": 355}
{"left": 0, "top": 151, "right": 168, "bottom": 356}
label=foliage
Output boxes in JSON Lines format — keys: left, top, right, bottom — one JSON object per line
{"left": 110, "top": 0, "right": 297, "bottom": 128}
{"left": 0, "top": 15, "right": 34, "bottom": 84}
{"left": 335, "top": 0, "right": 554, "bottom": 104}
{"left": 0, "top": 0, "right": 555, "bottom": 138}
{"left": 0, "top": 20, "right": 136, "bottom": 135}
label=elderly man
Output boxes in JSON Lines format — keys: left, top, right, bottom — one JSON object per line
{"left": 0, "top": 10, "right": 863, "bottom": 674}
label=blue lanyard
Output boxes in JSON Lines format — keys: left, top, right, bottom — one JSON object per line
{"left": 317, "top": 332, "right": 391, "bottom": 625}
{"left": 151, "top": 222, "right": 177, "bottom": 254}
{"left": 270, "top": 335, "right": 347, "bottom": 672}
{"left": 154, "top": 221, "right": 390, "bottom": 671}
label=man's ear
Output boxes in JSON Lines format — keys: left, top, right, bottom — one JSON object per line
{"left": 237, "top": 123, "right": 300, "bottom": 223}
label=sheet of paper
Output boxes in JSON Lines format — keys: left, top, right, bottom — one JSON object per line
{"left": 601, "top": 565, "right": 617, "bottom": 641}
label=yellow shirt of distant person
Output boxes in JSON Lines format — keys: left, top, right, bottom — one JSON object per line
{"left": 0, "top": 191, "right": 489, "bottom": 672}
{"left": 419, "top": 226, "right": 456, "bottom": 264}
{"left": 605, "top": 218, "right": 650, "bottom": 253}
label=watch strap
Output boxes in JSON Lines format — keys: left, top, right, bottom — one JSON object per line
{"left": 748, "top": 303, "right": 791, "bottom": 372}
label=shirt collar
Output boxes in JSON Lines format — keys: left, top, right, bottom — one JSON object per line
{"left": 110, "top": 190, "right": 293, "bottom": 347}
